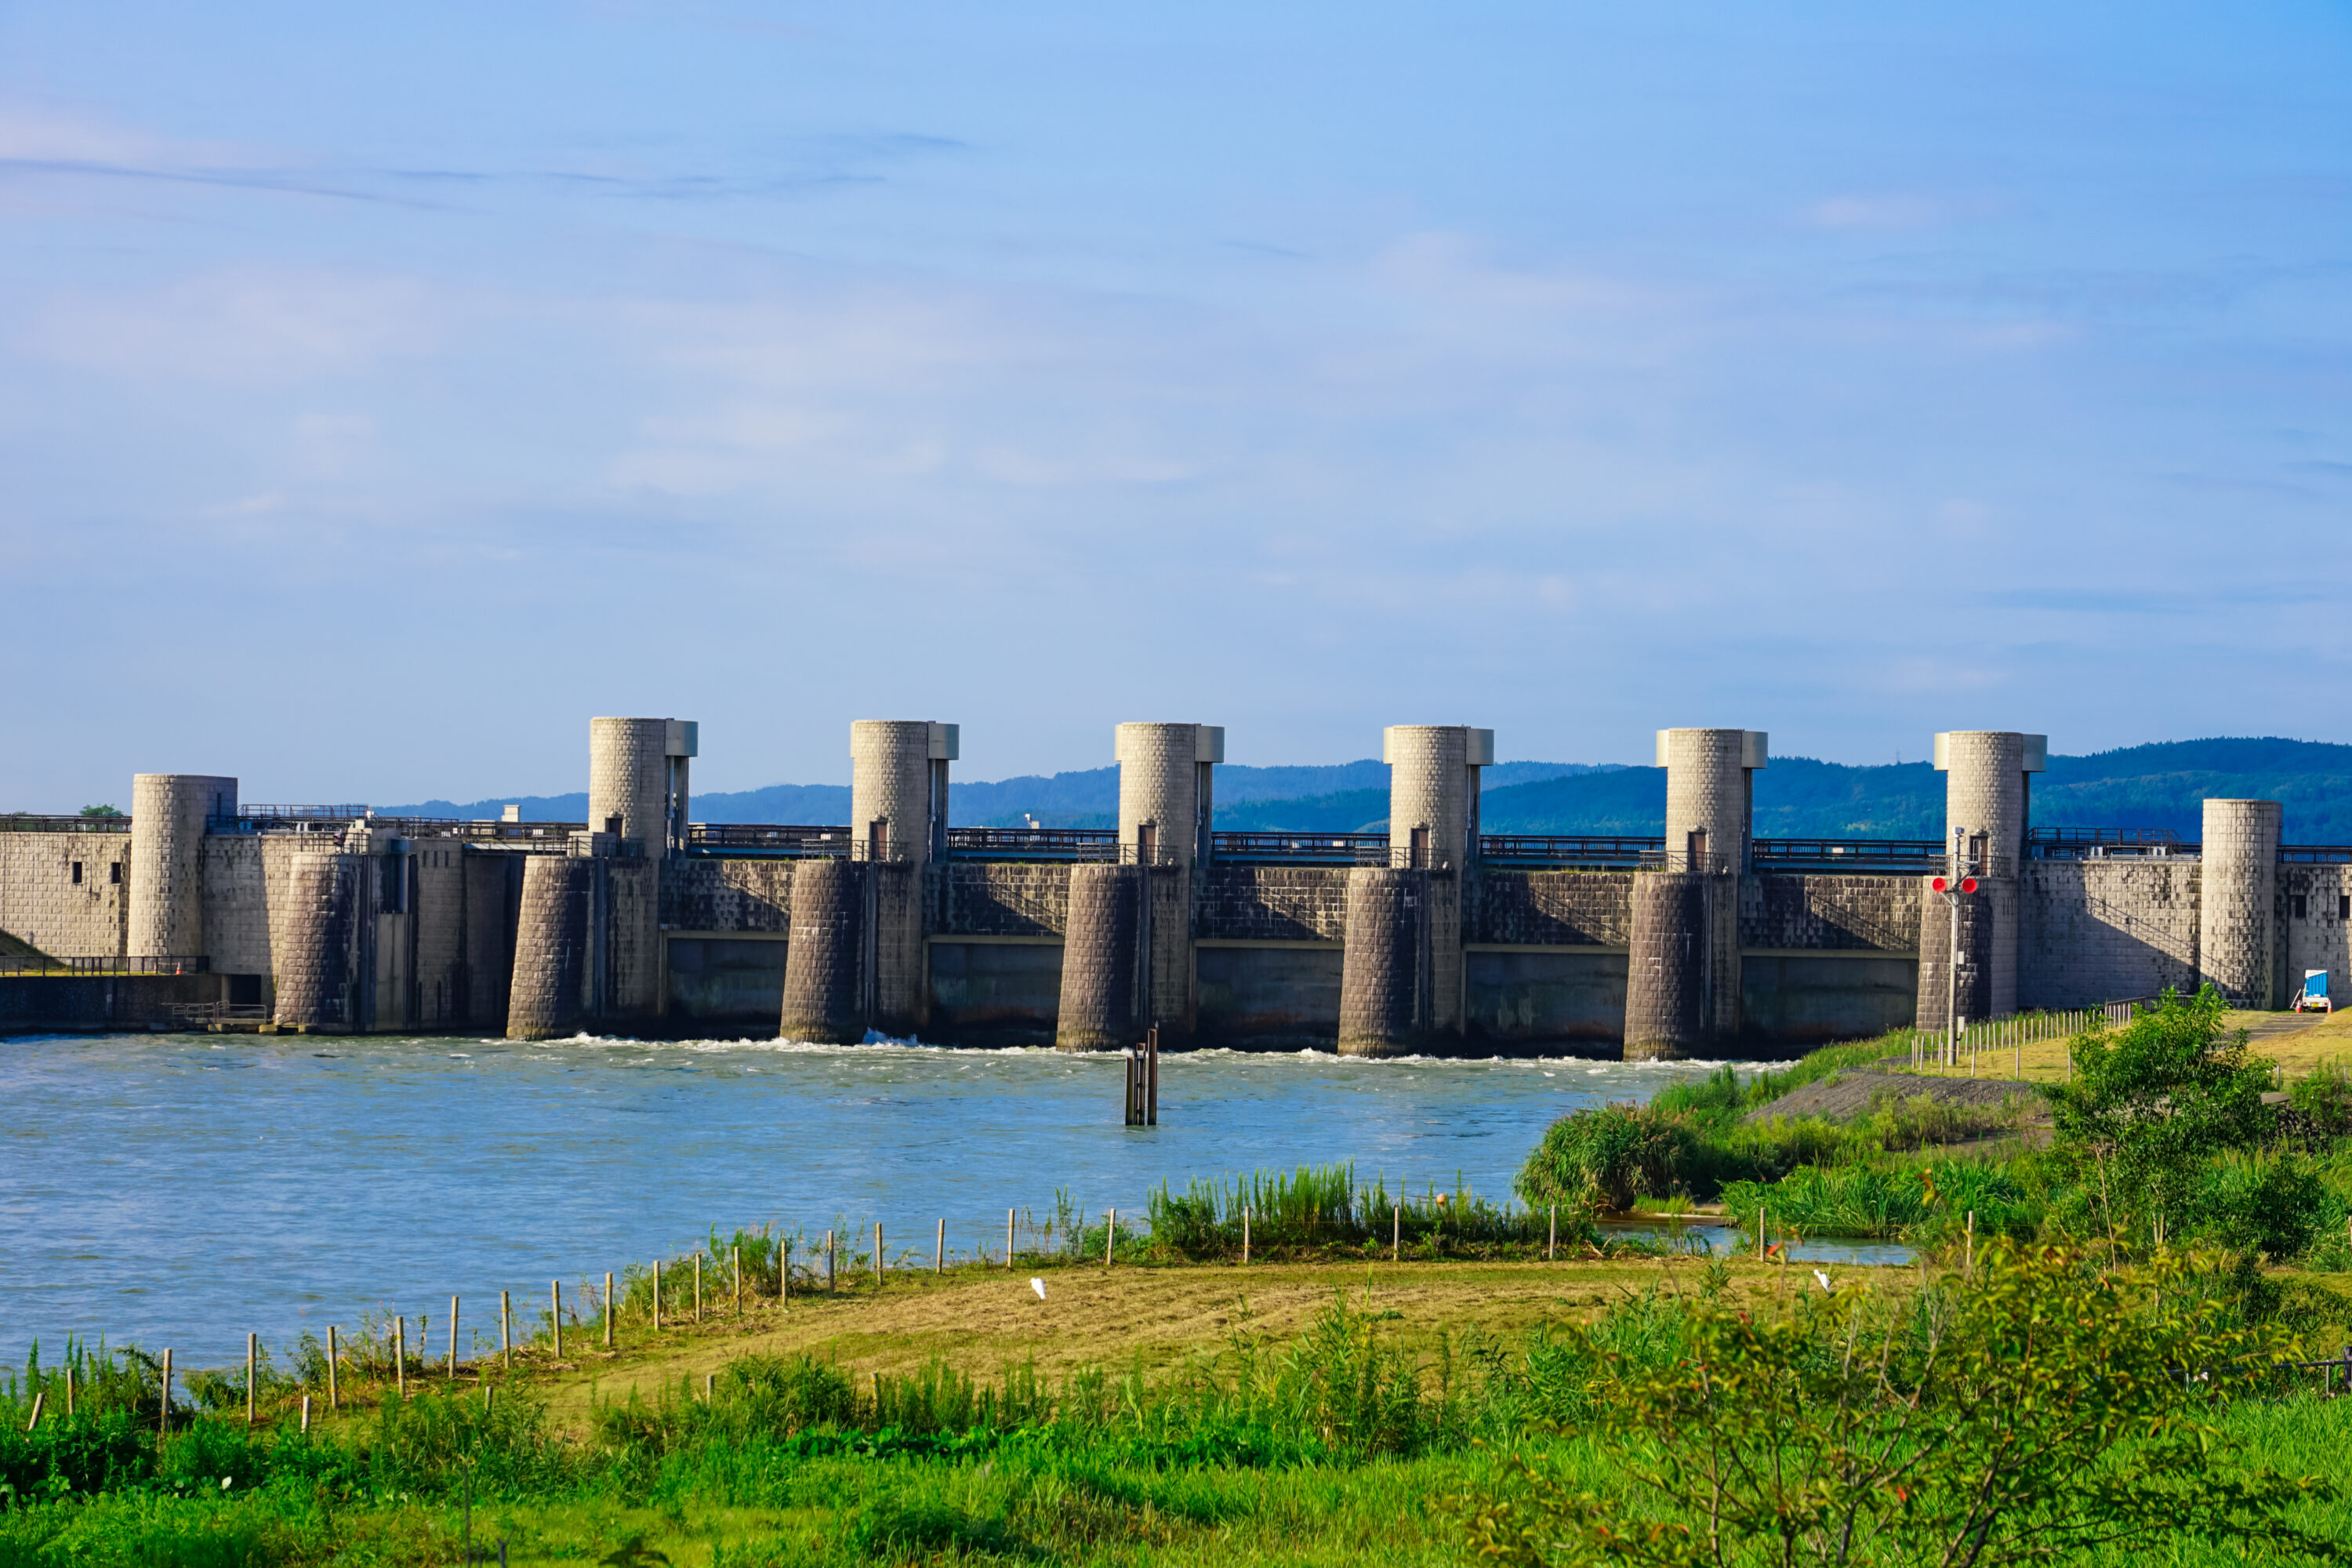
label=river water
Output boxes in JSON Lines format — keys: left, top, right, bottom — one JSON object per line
{"left": 0, "top": 1033, "right": 1884, "bottom": 1370}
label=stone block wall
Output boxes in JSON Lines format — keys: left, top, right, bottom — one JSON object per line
{"left": 873, "top": 861, "right": 926, "bottom": 1031}
{"left": 1741, "top": 875, "right": 1919, "bottom": 953}
{"left": 1472, "top": 871, "right": 1632, "bottom": 947}
{"left": 412, "top": 844, "right": 469, "bottom": 1027}
{"left": 0, "top": 831, "right": 129, "bottom": 957}
{"left": 205, "top": 836, "right": 354, "bottom": 979}
{"left": 466, "top": 854, "right": 521, "bottom": 1027}
{"left": 608, "top": 859, "right": 661, "bottom": 1019}
{"left": 2281, "top": 865, "right": 2352, "bottom": 1010}
{"left": 935, "top": 862, "right": 1069, "bottom": 938}
{"left": 2017, "top": 860, "right": 2200, "bottom": 1010}
{"left": 661, "top": 858, "right": 795, "bottom": 933}
{"left": 1199, "top": 866, "right": 1349, "bottom": 942}
{"left": 1146, "top": 864, "right": 1192, "bottom": 1034}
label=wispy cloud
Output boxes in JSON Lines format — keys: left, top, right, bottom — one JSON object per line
{"left": 22, "top": 270, "right": 437, "bottom": 384}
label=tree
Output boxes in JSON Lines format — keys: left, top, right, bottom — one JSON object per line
{"left": 78, "top": 804, "right": 123, "bottom": 818}
{"left": 2048, "top": 986, "right": 2277, "bottom": 1248}
{"left": 1452, "top": 1244, "right": 2339, "bottom": 1567}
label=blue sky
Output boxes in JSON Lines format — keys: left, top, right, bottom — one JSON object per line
{"left": 3, "top": 2, "right": 2348, "bottom": 807}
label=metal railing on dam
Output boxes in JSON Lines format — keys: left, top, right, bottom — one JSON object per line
{"left": 0, "top": 954, "right": 210, "bottom": 976}
{"left": 1750, "top": 837, "right": 1944, "bottom": 871}
{"left": 114, "top": 809, "right": 2347, "bottom": 869}
{"left": 212, "top": 810, "right": 588, "bottom": 845}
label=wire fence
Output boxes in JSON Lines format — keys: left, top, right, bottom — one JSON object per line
{"left": 1904, "top": 997, "right": 2151, "bottom": 1080}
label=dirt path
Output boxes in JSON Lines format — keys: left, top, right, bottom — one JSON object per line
{"left": 1746, "top": 1070, "right": 2041, "bottom": 1123}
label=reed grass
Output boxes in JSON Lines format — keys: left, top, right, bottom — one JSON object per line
{"left": 1144, "top": 1163, "right": 1593, "bottom": 1261}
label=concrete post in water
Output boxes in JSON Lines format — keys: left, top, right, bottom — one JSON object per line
{"left": 506, "top": 854, "right": 593, "bottom": 1040}
{"left": 273, "top": 855, "right": 357, "bottom": 1031}
{"left": 1624, "top": 729, "right": 1765, "bottom": 1060}
{"left": 1913, "top": 731, "right": 2044, "bottom": 1033}
{"left": 2200, "top": 798, "right": 2283, "bottom": 1007}
{"left": 128, "top": 774, "right": 237, "bottom": 962}
{"left": 1055, "top": 862, "right": 1145, "bottom": 1051}
{"left": 1338, "top": 867, "right": 1425, "bottom": 1056}
{"left": 778, "top": 857, "right": 867, "bottom": 1043}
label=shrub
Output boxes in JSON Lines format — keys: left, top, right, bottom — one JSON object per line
{"left": 1449, "top": 1244, "right": 2344, "bottom": 1566}
{"left": 1518, "top": 1104, "right": 1697, "bottom": 1212}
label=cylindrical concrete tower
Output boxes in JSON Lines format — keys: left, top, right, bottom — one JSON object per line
{"left": 589, "top": 718, "right": 670, "bottom": 853}
{"left": 851, "top": 721, "right": 956, "bottom": 864}
{"left": 1624, "top": 873, "right": 1709, "bottom": 1059}
{"left": 1936, "top": 731, "right": 2032, "bottom": 878}
{"left": 128, "top": 773, "right": 238, "bottom": 959}
{"left": 779, "top": 858, "right": 867, "bottom": 1042}
{"left": 1618, "top": 730, "right": 1762, "bottom": 1058}
{"left": 1338, "top": 868, "right": 1426, "bottom": 1056}
{"left": 272, "top": 855, "right": 356, "bottom": 1030}
{"left": 1922, "top": 731, "right": 2046, "bottom": 1022}
{"left": 1383, "top": 726, "right": 1493, "bottom": 869}
{"left": 2200, "top": 798, "right": 2282, "bottom": 1008}
{"left": 1657, "top": 729, "right": 1765, "bottom": 872}
{"left": 1054, "top": 862, "right": 1145, "bottom": 1051}
{"left": 506, "top": 856, "right": 593, "bottom": 1040}
{"left": 1115, "top": 723, "right": 1223, "bottom": 866}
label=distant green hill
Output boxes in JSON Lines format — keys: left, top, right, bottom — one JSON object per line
{"left": 363, "top": 739, "right": 2351, "bottom": 844}
{"left": 1471, "top": 739, "right": 2352, "bottom": 844}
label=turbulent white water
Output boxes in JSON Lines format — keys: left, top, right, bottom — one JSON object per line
{"left": 0, "top": 1033, "right": 1748, "bottom": 1367}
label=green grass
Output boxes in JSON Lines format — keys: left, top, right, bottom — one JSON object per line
{"left": 9, "top": 1276, "right": 2352, "bottom": 1566}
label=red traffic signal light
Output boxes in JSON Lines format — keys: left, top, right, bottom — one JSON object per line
{"left": 1931, "top": 876, "right": 1949, "bottom": 892}
{"left": 1960, "top": 877, "right": 1979, "bottom": 894}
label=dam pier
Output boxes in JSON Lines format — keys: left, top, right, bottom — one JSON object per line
{"left": 4, "top": 718, "right": 2348, "bottom": 1054}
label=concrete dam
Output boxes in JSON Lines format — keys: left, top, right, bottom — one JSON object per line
{"left": 5, "top": 718, "right": 2348, "bottom": 1054}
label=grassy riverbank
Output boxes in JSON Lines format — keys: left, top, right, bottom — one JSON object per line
{"left": 15, "top": 1001, "right": 2352, "bottom": 1565}
{"left": 9, "top": 1247, "right": 2352, "bottom": 1566}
